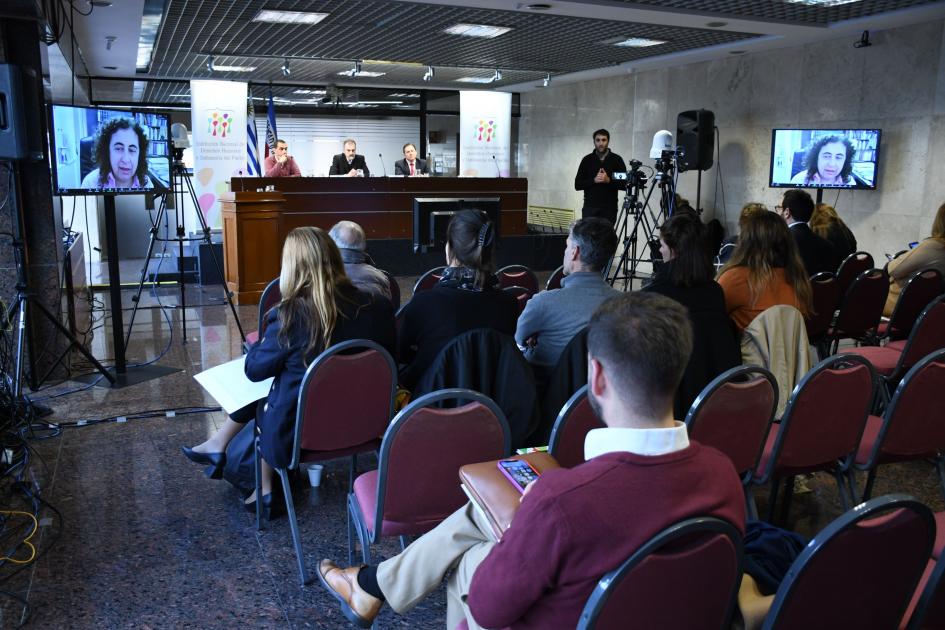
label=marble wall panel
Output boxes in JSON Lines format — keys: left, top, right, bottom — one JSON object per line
{"left": 859, "top": 21, "right": 941, "bottom": 121}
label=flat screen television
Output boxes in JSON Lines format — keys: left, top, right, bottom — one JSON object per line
{"left": 49, "top": 104, "right": 171, "bottom": 195}
{"left": 769, "top": 128, "right": 881, "bottom": 190}
{"left": 412, "top": 198, "right": 501, "bottom": 253}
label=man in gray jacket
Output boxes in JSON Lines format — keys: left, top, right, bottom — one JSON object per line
{"left": 515, "top": 217, "right": 618, "bottom": 370}
{"left": 329, "top": 221, "right": 393, "bottom": 303}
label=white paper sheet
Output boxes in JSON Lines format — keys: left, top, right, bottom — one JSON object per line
{"left": 193, "top": 356, "right": 272, "bottom": 414}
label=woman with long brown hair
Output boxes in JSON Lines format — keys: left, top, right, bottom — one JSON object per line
{"left": 717, "top": 211, "right": 813, "bottom": 332}
{"left": 884, "top": 202, "right": 945, "bottom": 316}
{"left": 182, "top": 226, "right": 395, "bottom": 518}
{"left": 810, "top": 202, "right": 857, "bottom": 262}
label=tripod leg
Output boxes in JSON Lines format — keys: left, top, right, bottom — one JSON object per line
{"left": 124, "top": 203, "right": 166, "bottom": 351}
{"left": 177, "top": 206, "right": 187, "bottom": 345}
{"left": 30, "top": 299, "right": 115, "bottom": 384}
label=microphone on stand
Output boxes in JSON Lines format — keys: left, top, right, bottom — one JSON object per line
{"left": 237, "top": 170, "right": 244, "bottom": 191}
{"left": 379, "top": 153, "right": 387, "bottom": 177}
{"left": 492, "top": 155, "right": 502, "bottom": 178}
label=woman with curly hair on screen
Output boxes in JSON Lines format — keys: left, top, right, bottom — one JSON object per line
{"left": 81, "top": 117, "right": 153, "bottom": 189}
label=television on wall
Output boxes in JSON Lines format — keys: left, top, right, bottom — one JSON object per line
{"left": 769, "top": 128, "right": 881, "bottom": 190}
{"left": 49, "top": 104, "right": 171, "bottom": 195}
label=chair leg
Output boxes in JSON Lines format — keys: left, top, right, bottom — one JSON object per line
{"left": 744, "top": 484, "right": 758, "bottom": 521}
{"left": 935, "top": 459, "right": 945, "bottom": 505}
{"left": 254, "top": 437, "right": 263, "bottom": 531}
{"left": 846, "top": 469, "right": 860, "bottom": 505}
{"left": 399, "top": 535, "right": 410, "bottom": 551}
{"left": 277, "top": 467, "right": 311, "bottom": 586}
{"left": 347, "top": 496, "right": 356, "bottom": 567}
{"left": 862, "top": 468, "right": 878, "bottom": 501}
{"left": 349, "top": 455, "right": 356, "bottom": 491}
{"left": 778, "top": 476, "right": 795, "bottom": 526}
{"left": 833, "top": 471, "right": 849, "bottom": 511}
{"left": 766, "top": 479, "right": 780, "bottom": 523}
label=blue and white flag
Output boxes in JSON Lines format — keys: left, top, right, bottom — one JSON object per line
{"left": 265, "top": 88, "right": 278, "bottom": 157}
{"left": 246, "top": 89, "right": 260, "bottom": 176}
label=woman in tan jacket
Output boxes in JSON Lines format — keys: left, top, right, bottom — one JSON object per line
{"left": 884, "top": 202, "right": 945, "bottom": 316}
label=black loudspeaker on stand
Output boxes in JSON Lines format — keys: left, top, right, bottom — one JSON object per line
{"left": 676, "top": 109, "right": 715, "bottom": 213}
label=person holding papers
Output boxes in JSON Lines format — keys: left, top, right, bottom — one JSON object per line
{"left": 181, "top": 227, "right": 395, "bottom": 518}
{"left": 317, "top": 292, "right": 745, "bottom": 630}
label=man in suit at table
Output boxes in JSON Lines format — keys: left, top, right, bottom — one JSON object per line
{"left": 778, "top": 188, "right": 841, "bottom": 275}
{"left": 329, "top": 139, "right": 370, "bottom": 177}
{"left": 394, "top": 143, "right": 430, "bottom": 176}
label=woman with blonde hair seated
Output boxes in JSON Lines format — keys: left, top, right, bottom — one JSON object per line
{"left": 884, "top": 202, "right": 945, "bottom": 317}
{"left": 810, "top": 203, "right": 857, "bottom": 262}
{"left": 182, "top": 227, "right": 395, "bottom": 518}
{"left": 717, "top": 211, "right": 813, "bottom": 332}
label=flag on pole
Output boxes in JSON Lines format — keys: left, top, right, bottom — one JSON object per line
{"left": 265, "top": 87, "right": 278, "bottom": 159}
{"left": 246, "top": 89, "right": 260, "bottom": 176}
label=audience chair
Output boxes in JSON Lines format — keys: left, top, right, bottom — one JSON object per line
{"left": 751, "top": 354, "right": 875, "bottom": 522}
{"left": 548, "top": 385, "right": 604, "bottom": 469}
{"left": 502, "top": 285, "right": 533, "bottom": 315}
{"left": 851, "top": 349, "right": 945, "bottom": 503}
{"left": 835, "top": 250, "right": 874, "bottom": 296}
{"left": 534, "top": 328, "right": 589, "bottom": 445}
{"left": 383, "top": 270, "right": 401, "bottom": 309}
{"left": 412, "top": 265, "right": 447, "bottom": 294}
{"left": 902, "top": 512, "right": 945, "bottom": 629}
{"left": 845, "top": 295, "right": 945, "bottom": 406}
{"left": 685, "top": 365, "right": 778, "bottom": 518}
{"left": 577, "top": 517, "right": 744, "bottom": 630}
{"left": 740, "top": 305, "right": 812, "bottom": 418}
{"left": 256, "top": 339, "right": 397, "bottom": 585}
{"left": 497, "top": 264, "right": 539, "bottom": 294}
{"left": 243, "top": 277, "right": 280, "bottom": 348}
{"left": 825, "top": 268, "right": 889, "bottom": 354}
{"left": 545, "top": 265, "right": 565, "bottom": 291}
{"left": 876, "top": 268, "right": 943, "bottom": 344}
{"left": 348, "top": 389, "right": 511, "bottom": 565}
{"left": 806, "top": 272, "right": 841, "bottom": 360}
{"left": 761, "top": 494, "right": 934, "bottom": 630}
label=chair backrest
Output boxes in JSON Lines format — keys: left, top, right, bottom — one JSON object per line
{"left": 536, "top": 327, "right": 590, "bottom": 445}
{"left": 548, "top": 385, "right": 604, "bottom": 468}
{"left": 762, "top": 495, "right": 934, "bottom": 630}
{"left": 372, "top": 389, "right": 511, "bottom": 537}
{"left": 545, "top": 265, "right": 565, "bottom": 291}
{"left": 291, "top": 339, "right": 397, "bottom": 469}
{"left": 685, "top": 365, "right": 778, "bottom": 478}
{"left": 502, "top": 285, "right": 533, "bottom": 315}
{"left": 832, "top": 268, "right": 888, "bottom": 340}
{"left": 257, "top": 277, "right": 281, "bottom": 336}
{"left": 836, "top": 250, "right": 874, "bottom": 295}
{"left": 861, "top": 349, "right": 945, "bottom": 465}
{"left": 757, "top": 354, "right": 875, "bottom": 481}
{"left": 577, "top": 517, "right": 743, "bottom": 630}
{"left": 383, "top": 270, "right": 401, "bottom": 309}
{"left": 413, "top": 265, "right": 446, "bottom": 294}
{"left": 805, "top": 272, "right": 840, "bottom": 343}
{"left": 885, "top": 268, "right": 943, "bottom": 341}
{"left": 497, "top": 264, "right": 539, "bottom": 293}
{"left": 893, "top": 295, "right": 945, "bottom": 382}
{"left": 904, "top": 543, "right": 945, "bottom": 629}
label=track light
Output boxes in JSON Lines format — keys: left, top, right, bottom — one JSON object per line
{"left": 206, "top": 55, "right": 214, "bottom": 72}
{"left": 355, "top": 60, "right": 362, "bottom": 74}
{"left": 281, "top": 58, "right": 290, "bottom": 76}
{"left": 542, "top": 73, "right": 550, "bottom": 87}
{"left": 423, "top": 65, "right": 434, "bottom": 82}
{"left": 492, "top": 68, "right": 502, "bottom": 82}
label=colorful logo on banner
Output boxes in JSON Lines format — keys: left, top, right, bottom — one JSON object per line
{"left": 476, "top": 119, "right": 497, "bottom": 143}
{"left": 207, "top": 111, "right": 234, "bottom": 137}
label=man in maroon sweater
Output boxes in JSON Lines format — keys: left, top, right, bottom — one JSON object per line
{"left": 318, "top": 292, "right": 746, "bottom": 629}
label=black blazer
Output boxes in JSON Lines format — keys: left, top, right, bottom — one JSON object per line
{"left": 329, "top": 153, "right": 370, "bottom": 176}
{"left": 791, "top": 223, "right": 841, "bottom": 276}
{"left": 394, "top": 158, "right": 429, "bottom": 176}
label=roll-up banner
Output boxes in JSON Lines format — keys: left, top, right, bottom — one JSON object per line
{"left": 189, "top": 80, "right": 247, "bottom": 228}
{"left": 459, "top": 91, "right": 511, "bottom": 177}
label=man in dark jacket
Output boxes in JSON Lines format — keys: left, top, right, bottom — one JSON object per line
{"left": 329, "top": 139, "right": 370, "bottom": 177}
{"left": 573, "top": 129, "right": 627, "bottom": 224}
{"left": 328, "top": 220, "right": 392, "bottom": 303}
{"left": 779, "top": 189, "right": 841, "bottom": 275}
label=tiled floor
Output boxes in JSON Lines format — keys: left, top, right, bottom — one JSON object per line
{"left": 3, "top": 276, "right": 943, "bottom": 628}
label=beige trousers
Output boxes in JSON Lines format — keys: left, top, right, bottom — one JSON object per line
{"left": 376, "top": 502, "right": 496, "bottom": 630}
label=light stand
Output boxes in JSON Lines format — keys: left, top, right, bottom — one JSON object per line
{"left": 123, "top": 149, "right": 246, "bottom": 356}
{"left": 1, "top": 161, "right": 114, "bottom": 395}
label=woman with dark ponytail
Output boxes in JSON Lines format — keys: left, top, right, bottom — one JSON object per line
{"left": 398, "top": 209, "right": 518, "bottom": 389}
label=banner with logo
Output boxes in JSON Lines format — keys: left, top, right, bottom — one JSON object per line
{"left": 459, "top": 91, "right": 511, "bottom": 177}
{"left": 190, "top": 80, "right": 247, "bottom": 228}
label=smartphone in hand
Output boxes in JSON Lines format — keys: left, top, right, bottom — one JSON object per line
{"left": 497, "top": 459, "right": 540, "bottom": 494}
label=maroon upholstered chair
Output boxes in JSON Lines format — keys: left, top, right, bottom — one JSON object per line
{"left": 806, "top": 272, "right": 841, "bottom": 360}
{"left": 876, "top": 268, "right": 943, "bottom": 343}
{"left": 412, "top": 265, "right": 447, "bottom": 294}
{"left": 685, "top": 365, "right": 778, "bottom": 518}
{"left": 902, "top": 512, "right": 945, "bottom": 630}
{"left": 836, "top": 250, "right": 874, "bottom": 295}
{"left": 548, "top": 385, "right": 604, "bottom": 469}
{"left": 851, "top": 349, "right": 945, "bottom": 503}
{"left": 752, "top": 354, "right": 875, "bottom": 522}
{"left": 497, "top": 264, "right": 539, "bottom": 294}
{"left": 243, "top": 277, "right": 280, "bottom": 348}
{"left": 348, "top": 388, "right": 511, "bottom": 565}
{"left": 761, "top": 495, "right": 934, "bottom": 630}
{"left": 577, "top": 517, "right": 744, "bottom": 630}
{"left": 825, "top": 268, "right": 889, "bottom": 354}
{"left": 545, "top": 265, "right": 565, "bottom": 291}
{"left": 502, "top": 285, "right": 534, "bottom": 315}
{"left": 255, "top": 339, "right": 396, "bottom": 585}
{"left": 845, "top": 295, "right": 945, "bottom": 404}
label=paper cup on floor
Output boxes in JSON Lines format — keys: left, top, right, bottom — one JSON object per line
{"left": 307, "top": 464, "right": 325, "bottom": 487}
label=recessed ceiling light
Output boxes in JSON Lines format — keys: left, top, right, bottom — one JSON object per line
{"left": 785, "top": 0, "right": 859, "bottom": 5}
{"left": 336, "top": 70, "right": 386, "bottom": 78}
{"left": 103, "top": 65, "right": 118, "bottom": 70}
{"left": 293, "top": 89, "right": 327, "bottom": 95}
{"left": 523, "top": 3, "right": 552, "bottom": 10}
{"left": 90, "top": 1, "right": 112, "bottom": 6}
{"left": 706, "top": 21, "right": 727, "bottom": 27}
{"left": 455, "top": 76, "right": 495, "bottom": 84}
{"left": 613, "top": 37, "right": 667, "bottom": 47}
{"left": 253, "top": 10, "right": 329, "bottom": 24}
{"left": 444, "top": 23, "right": 513, "bottom": 38}
{"left": 213, "top": 65, "right": 256, "bottom": 72}
{"left": 729, "top": 50, "right": 746, "bottom": 55}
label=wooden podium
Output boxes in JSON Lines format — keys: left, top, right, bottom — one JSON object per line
{"left": 221, "top": 177, "right": 528, "bottom": 304}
